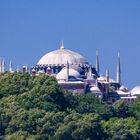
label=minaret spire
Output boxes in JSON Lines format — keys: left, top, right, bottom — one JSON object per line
{"left": 16, "top": 66, "right": 20, "bottom": 73}
{"left": 96, "top": 50, "right": 100, "bottom": 75}
{"left": 66, "top": 61, "right": 69, "bottom": 81}
{"left": 105, "top": 69, "right": 110, "bottom": 94}
{"left": 60, "top": 40, "right": 65, "bottom": 50}
{"left": 87, "top": 65, "right": 93, "bottom": 79}
{"left": 106, "top": 69, "right": 109, "bottom": 82}
{"left": 116, "top": 52, "right": 121, "bottom": 85}
{"left": 9, "top": 60, "right": 13, "bottom": 73}
{"left": 2, "top": 58, "right": 5, "bottom": 73}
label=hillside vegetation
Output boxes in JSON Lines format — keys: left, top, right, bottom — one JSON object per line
{"left": 0, "top": 72, "right": 140, "bottom": 140}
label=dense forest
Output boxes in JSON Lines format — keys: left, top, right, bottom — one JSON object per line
{"left": 0, "top": 72, "right": 140, "bottom": 140}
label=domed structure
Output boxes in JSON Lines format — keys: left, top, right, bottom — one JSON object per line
{"left": 67, "top": 65, "right": 85, "bottom": 75}
{"left": 90, "top": 86, "right": 101, "bottom": 93}
{"left": 56, "top": 68, "right": 81, "bottom": 81}
{"left": 31, "top": 40, "right": 125, "bottom": 100}
{"left": 119, "top": 86, "right": 128, "bottom": 92}
{"left": 131, "top": 86, "right": 140, "bottom": 96}
{"left": 90, "top": 86, "right": 102, "bottom": 98}
{"left": 37, "top": 41, "right": 88, "bottom": 66}
{"left": 32, "top": 41, "right": 98, "bottom": 78}
{"left": 97, "top": 76, "right": 116, "bottom": 83}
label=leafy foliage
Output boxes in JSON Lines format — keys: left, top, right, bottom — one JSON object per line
{"left": 0, "top": 72, "right": 140, "bottom": 140}
{"left": 102, "top": 117, "right": 140, "bottom": 140}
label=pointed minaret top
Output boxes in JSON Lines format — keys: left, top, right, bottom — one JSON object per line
{"left": 116, "top": 52, "right": 121, "bottom": 85}
{"left": 9, "top": 60, "right": 12, "bottom": 72}
{"left": 2, "top": 58, "right": 5, "bottom": 73}
{"left": 96, "top": 50, "right": 99, "bottom": 74}
{"left": 106, "top": 69, "right": 109, "bottom": 82}
{"left": 60, "top": 40, "right": 65, "bottom": 50}
{"left": 87, "top": 65, "right": 93, "bottom": 80}
{"left": 106, "top": 69, "right": 109, "bottom": 77}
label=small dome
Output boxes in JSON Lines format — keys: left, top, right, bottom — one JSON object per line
{"left": 32, "top": 68, "right": 36, "bottom": 72}
{"left": 119, "top": 86, "right": 128, "bottom": 92}
{"left": 47, "top": 67, "right": 51, "bottom": 70}
{"left": 97, "top": 76, "right": 116, "bottom": 83}
{"left": 90, "top": 86, "right": 101, "bottom": 93}
{"left": 56, "top": 68, "right": 81, "bottom": 80}
{"left": 37, "top": 70, "right": 45, "bottom": 74}
{"left": 131, "top": 86, "right": 140, "bottom": 96}
{"left": 97, "top": 76, "right": 105, "bottom": 81}
{"left": 37, "top": 42, "right": 88, "bottom": 66}
{"left": 117, "top": 90, "right": 130, "bottom": 95}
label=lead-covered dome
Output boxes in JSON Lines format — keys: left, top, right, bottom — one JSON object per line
{"left": 131, "top": 86, "right": 140, "bottom": 96}
{"left": 37, "top": 41, "right": 88, "bottom": 66}
{"left": 56, "top": 68, "right": 81, "bottom": 81}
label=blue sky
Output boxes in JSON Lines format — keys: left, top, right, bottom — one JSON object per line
{"left": 0, "top": 0, "right": 140, "bottom": 89}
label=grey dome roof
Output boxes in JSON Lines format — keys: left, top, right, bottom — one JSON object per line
{"left": 56, "top": 68, "right": 81, "bottom": 80}
{"left": 131, "top": 86, "right": 140, "bottom": 96}
{"left": 37, "top": 42, "right": 88, "bottom": 66}
{"left": 68, "top": 65, "right": 85, "bottom": 75}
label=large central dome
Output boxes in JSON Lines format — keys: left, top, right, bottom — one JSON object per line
{"left": 37, "top": 41, "right": 88, "bottom": 66}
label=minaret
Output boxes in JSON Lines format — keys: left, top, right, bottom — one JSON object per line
{"left": 26, "top": 65, "right": 28, "bottom": 72}
{"left": 2, "top": 58, "right": 5, "bottom": 72}
{"left": 66, "top": 61, "right": 69, "bottom": 81}
{"left": 116, "top": 53, "right": 121, "bottom": 85}
{"left": 106, "top": 69, "right": 109, "bottom": 82}
{"left": 96, "top": 50, "right": 100, "bottom": 75}
{"left": 105, "top": 69, "right": 110, "bottom": 94}
{"left": 87, "top": 65, "right": 93, "bottom": 79}
{"left": 16, "top": 66, "right": 20, "bottom": 73}
{"left": 9, "top": 61, "right": 13, "bottom": 73}
{"left": 60, "top": 40, "right": 65, "bottom": 50}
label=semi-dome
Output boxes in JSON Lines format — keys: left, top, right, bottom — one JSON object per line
{"left": 56, "top": 68, "right": 81, "bottom": 81}
{"left": 37, "top": 41, "right": 88, "bottom": 66}
{"left": 67, "top": 65, "right": 85, "bottom": 75}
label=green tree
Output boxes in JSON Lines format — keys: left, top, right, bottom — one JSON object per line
{"left": 53, "top": 112, "right": 106, "bottom": 140}
{"left": 5, "top": 109, "right": 45, "bottom": 135}
{"left": 70, "top": 93, "right": 113, "bottom": 119}
{"left": 0, "top": 72, "right": 30, "bottom": 98}
{"left": 4, "top": 131, "right": 27, "bottom": 140}
{"left": 102, "top": 117, "right": 140, "bottom": 140}
{"left": 129, "top": 97, "right": 140, "bottom": 118}
{"left": 113, "top": 100, "right": 131, "bottom": 118}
